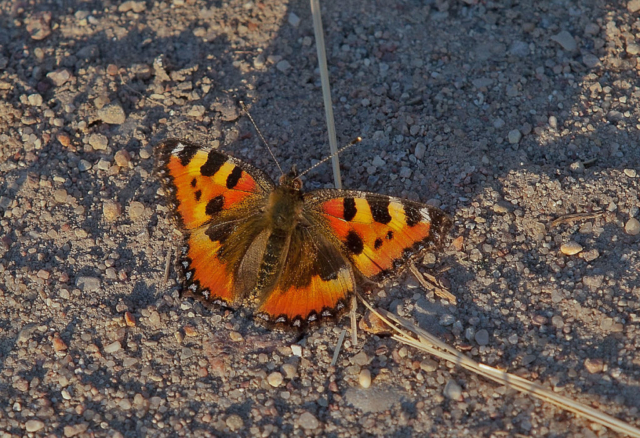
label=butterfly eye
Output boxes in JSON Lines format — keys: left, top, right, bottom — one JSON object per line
{"left": 293, "top": 179, "right": 302, "bottom": 190}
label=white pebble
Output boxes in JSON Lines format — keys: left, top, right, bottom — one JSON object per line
{"left": 359, "top": 369, "right": 372, "bottom": 388}
{"left": 625, "top": 218, "right": 640, "bottom": 236}
{"left": 560, "top": 241, "right": 583, "bottom": 255}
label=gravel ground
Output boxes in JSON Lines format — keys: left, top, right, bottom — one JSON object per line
{"left": 1, "top": 0, "right": 640, "bottom": 436}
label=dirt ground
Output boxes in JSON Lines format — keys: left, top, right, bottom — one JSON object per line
{"left": 1, "top": 0, "right": 640, "bottom": 436}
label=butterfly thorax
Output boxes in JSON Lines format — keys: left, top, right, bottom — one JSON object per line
{"left": 267, "top": 173, "right": 304, "bottom": 233}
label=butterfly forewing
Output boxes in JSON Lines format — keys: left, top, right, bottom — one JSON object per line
{"left": 157, "top": 139, "right": 275, "bottom": 305}
{"left": 304, "top": 190, "right": 452, "bottom": 282}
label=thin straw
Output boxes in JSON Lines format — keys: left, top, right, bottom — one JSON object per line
{"left": 310, "top": 0, "right": 342, "bottom": 189}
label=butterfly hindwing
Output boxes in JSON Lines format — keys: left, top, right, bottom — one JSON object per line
{"left": 256, "top": 225, "right": 355, "bottom": 326}
{"left": 157, "top": 139, "right": 275, "bottom": 305}
{"left": 304, "top": 190, "right": 452, "bottom": 282}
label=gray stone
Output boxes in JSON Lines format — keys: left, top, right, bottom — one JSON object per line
{"left": 98, "top": 103, "right": 126, "bottom": 124}
{"left": 475, "top": 329, "right": 489, "bottom": 345}
{"left": 550, "top": 31, "right": 577, "bottom": 52}
{"left": 508, "top": 129, "right": 522, "bottom": 144}
{"left": 47, "top": 69, "right": 71, "bottom": 86}
{"left": 345, "top": 387, "right": 403, "bottom": 413}
{"left": 276, "top": 60, "right": 291, "bottom": 73}
{"left": 288, "top": 12, "right": 301, "bottom": 28}
{"left": 76, "top": 276, "right": 100, "bottom": 292}
{"left": 509, "top": 40, "right": 530, "bottom": 57}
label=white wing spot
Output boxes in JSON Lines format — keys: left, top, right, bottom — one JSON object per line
{"left": 172, "top": 142, "right": 185, "bottom": 155}
{"left": 420, "top": 207, "right": 432, "bottom": 222}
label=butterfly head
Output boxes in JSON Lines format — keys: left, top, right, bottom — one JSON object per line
{"left": 278, "top": 165, "right": 303, "bottom": 191}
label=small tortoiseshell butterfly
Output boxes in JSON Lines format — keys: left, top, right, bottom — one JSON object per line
{"left": 156, "top": 137, "right": 452, "bottom": 327}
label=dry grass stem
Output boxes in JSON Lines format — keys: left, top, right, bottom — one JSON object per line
{"left": 409, "top": 263, "right": 457, "bottom": 304}
{"left": 357, "top": 294, "right": 640, "bottom": 437}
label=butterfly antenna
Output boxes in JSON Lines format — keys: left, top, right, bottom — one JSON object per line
{"left": 298, "top": 137, "right": 362, "bottom": 179}
{"left": 239, "top": 101, "right": 284, "bottom": 175}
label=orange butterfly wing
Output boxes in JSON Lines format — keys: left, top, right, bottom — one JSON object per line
{"left": 256, "top": 226, "right": 355, "bottom": 327}
{"left": 304, "top": 190, "right": 452, "bottom": 282}
{"left": 156, "top": 139, "right": 274, "bottom": 305}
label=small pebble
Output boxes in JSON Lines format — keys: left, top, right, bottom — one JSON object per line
{"left": 28, "top": 93, "right": 43, "bottom": 106}
{"left": 128, "top": 201, "right": 145, "bottom": 220}
{"left": 508, "top": 129, "right": 522, "bottom": 144}
{"left": 359, "top": 369, "right": 372, "bottom": 388}
{"left": 104, "top": 341, "right": 121, "bottom": 353}
{"left": 291, "top": 344, "right": 302, "bottom": 356}
{"left": 229, "top": 331, "right": 243, "bottom": 342}
{"left": 629, "top": 0, "right": 640, "bottom": 13}
{"left": 181, "top": 326, "right": 196, "bottom": 337}
{"left": 627, "top": 44, "right": 640, "bottom": 55}
{"left": 47, "top": 69, "right": 71, "bottom": 86}
{"left": 475, "top": 329, "right": 489, "bottom": 346}
{"left": 96, "top": 158, "right": 111, "bottom": 171}
{"left": 439, "top": 314, "right": 455, "bottom": 326}
{"left": 399, "top": 167, "right": 412, "bottom": 179}
{"left": 114, "top": 149, "right": 131, "bottom": 167}
{"left": 550, "top": 30, "right": 577, "bottom": 52}
{"left": 88, "top": 133, "right": 108, "bottom": 150}
{"left": 443, "top": 379, "right": 463, "bottom": 401}
{"left": 281, "top": 363, "right": 297, "bottom": 379}
{"left": 124, "top": 312, "right": 136, "bottom": 327}
{"left": 26, "top": 13, "right": 52, "bottom": 40}
{"left": 188, "top": 105, "right": 206, "bottom": 118}
{"left": 551, "top": 315, "right": 564, "bottom": 329}
{"left": 569, "top": 161, "right": 585, "bottom": 173}
{"left": 414, "top": 142, "right": 426, "bottom": 159}
{"left": 103, "top": 201, "right": 122, "bottom": 221}
{"left": 297, "top": 412, "right": 319, "bottom": 430}
{"left": 420, "top": 358, "right": 438, "bottom": 372}
{"left": 580, "top": 249, "right": 600, "bottom": 262}
{"left": 77, "top": 160, "right": 92, "bottom": 171}
{"left": 352, "top": 351, "right": 369, "bottom": 366}
{"left": 288, "top": 12, "right": 301, "bottom": 28}
{"left": 25, "top": 419, "right": 45, "bottom": 432}
{"left": 267, "top": 372, "right": 283, "bottom": 387}
{"left": 276, "top": 60, "right": 291, "bottom": 73}
{"left": 560, "top": 241, "right": 583, "bottom": 255}
{"left": 52, "top": 335, "right": 68, "bottom": 352}
{"left": 139, "top": 148, "right": 152, "bottom": 159}
{"left": 625, "top": 218, "right": 640, "bottom": 236}
{"left": 98, "top": 103, "right": 126, "bottom": 124}
{"left": 624, "top": 169, "right": 637, "bottom": 178}
{"left": 76, "top": 276, "right": 100, "bottom": 292}
{"left": 118, "top": 1, "right": 147, "bottom": 13}
{"left": 226, "top": 414, "right": 244, "bottom": 432}
{"left": 583, "top": 53, "right": 600, "bottom": 68}
{"left": 54, "top": 189, "right": 68, "bottom": 203}
{"left": 584, "top": 358, "right": 604, "bottom": 374}
{"left": 56, "top": 132, "right": 71, "bottom": 147}
{"left": 532, "top": 315, "right": 548, "bottom": 325}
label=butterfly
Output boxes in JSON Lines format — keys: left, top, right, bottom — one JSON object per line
{"left": 156, "top": 138, "right": 452, "bottom": 327}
